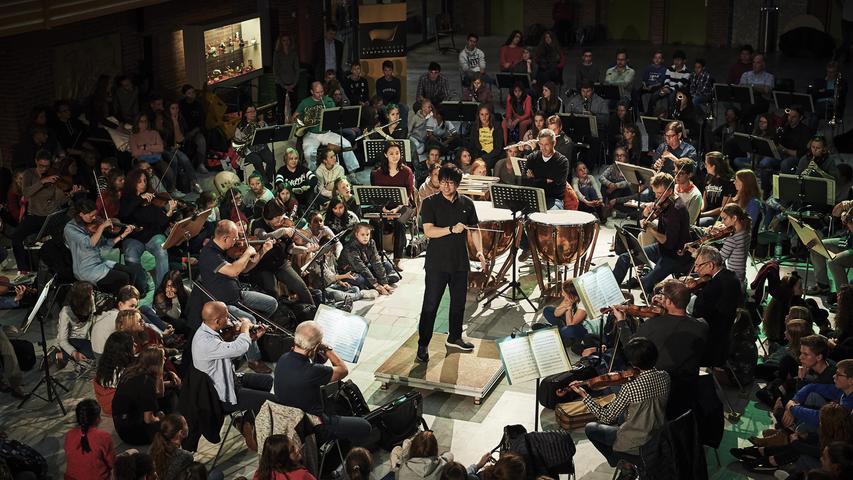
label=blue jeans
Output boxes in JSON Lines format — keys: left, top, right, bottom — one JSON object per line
{"left": 585, "top": 422, "right": 620, "bottom": 467}
{"left": 612, "top": 243, "right": 692, "bottom": 295}
{"left": 123, "top": 234, "right": 168, "bottom": 287}
{"left": 229, "top": 291, "right": 278, "bottom": 362}
{"left": 543, "top": 306, "right": 588, "bottom": 345}
{"left": 324, "top": 285, "right": 363, "bottom": 302}
{"left": 139, "top": 304, "right": 169, "bottom": 331}
{"left": 350, "top": 261, "right": 400, "bottom": 290}
{"left": 546, "top": 197, "right": 564, "bottom": 210}
{"left": 318, "top": 414, "right": 373, "bottom": 444}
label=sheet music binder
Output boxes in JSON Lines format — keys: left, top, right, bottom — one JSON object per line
{"left": 363, "top": 139, "right": 412, "bottom": 165}
{"left": 496, "top": 327, "right": 571, "bottom": 385}
{"left": 509, "top": 157, "right": 527, "bottom": 177}
{"left": 572, "top": 264, "right": 627, "bottom": 319}
{"left": 312, "top": 304, "right": 370, "bottom": 363}
{"left": 789, "top": 216, "right": 836, "bottom": 261}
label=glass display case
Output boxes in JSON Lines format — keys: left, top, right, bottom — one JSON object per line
{"left": 202, "top": 18, "right": 262, "bottom": 86}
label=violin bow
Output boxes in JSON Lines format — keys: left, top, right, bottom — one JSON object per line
{"left": 642, "top": 158, "right": 685, "bottom": 225}
{"left": 193, "top": 279, "right": 292, "bottom": 338}
{"left": 229, "top": 187, "right": 251, "bottom": 245}
{"left": 192, "top": 281, "right": 241, "bottom": 323}
{"left": 154, "top": 146, "right": 181, "bottom": 198}
{"left": 92, "top": 170, "right": 111, "bottom": 221}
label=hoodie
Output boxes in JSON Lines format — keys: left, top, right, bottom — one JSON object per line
{"left": 397, "top": 453, "right": 454, "bottom": 480}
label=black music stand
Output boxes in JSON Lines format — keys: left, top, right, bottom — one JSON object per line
{"left": 713, "top": 83, "right": 755, "bottom": 105}
{"left": 353, "top": 185, "right": 409, "bottom": 276}
{"left": 638, "top": 116, "right": 674, "bottom": 150}
{"left": 773, "top": 91, "right": 815, "bottom": 113}
{"left": 733, "top": 132, "right": 782, "bottom": 169}
{"left": 774, "top": 173, "right": 835, "bottom": 215}
{"left": 437, "top": 101, "right": 479, "bottom": 123}
{"left": 362, "top": 139, "right": 413, "bottom": 166}
{"left": 495, "top": 73, "right": 531, "bottom": 91}
{"left": 594, "top": 83, "right": 621, "bottom": 102}
{"left": 558, "top": 113, "right": 599, "bottom": 141}
{"left": 320, "top": 106, "right": 362, "bottom": 172}
{"left": 19, "top": 275, "right": 69, "bottom": 415}
{"left": 486, "top": 184, "right": 546, "bottom": 310}
{"left": 162, "top": 208, "right": 213, "bottom": 279}
{"left": 614, "top": 225, "right": 653, "bottom": 305}
{"left": 616, "top": 162, "right": 656, "bottom": 225}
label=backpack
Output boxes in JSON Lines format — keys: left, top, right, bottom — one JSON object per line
{"left": 498, "top": 424, "right": 575, "bottom": 478}
{"left": 0, "top": 440, "right": 47, "bottom": 478}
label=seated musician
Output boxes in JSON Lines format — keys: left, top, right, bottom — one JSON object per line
{"left": 570, "top": 337, "right": 670, "bottom": 476}
{"left": 522, "top": 128, "right": 569, "bottom": 210}
{"left": 274, "top": 320, "right": 372, "bottom": 442}
{"left": 191, "top": 300, "right": 274, "bottom": 414}
{"left": 612, "top": 172, "right": 692, "bottom": 294}
{"left": 651, "top": 121, "right": 698, "bottom": 175}
{"left": 339, "top": 222, "right": 400, "bottom": 296}
{"left": 234, "top": 103, "right": 275, "bottom": 187}
{"left": 807, "top": 199, "right": 853, "bottom": 301}
{"left": 546, "top": 115, "right": 574, "bottom": 162}
{"left": 197, "top": 220, "right": 278, "bottom": 374}
{"left": 370, "top": 142, "right": 415, "bottom": 270}
{"left": 64, "top": 197, "right": 148, "bottom": 296}
{"left": 688, "top": 246, "right": 743, "bottom": 368}
{"left": 120, "top": 167, "right": 177, "bottom": 287}
{"left": 295, "top": 81, "right": 359, "bottom": 172}
{"left": 697, "top": 152, "right": 736, "bottom": 227}
{"left": 248, "top": 200, "right": 316, "bottom": 306}
{"left": 275, "top": 148, "right": 318, "bottom": 209}
{"left": 613, "top": 279, "right": 709, "bottom": 417}
{"left": 689, "top": 203, "right": 751, "bottom": 283}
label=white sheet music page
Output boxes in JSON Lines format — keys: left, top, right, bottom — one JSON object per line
{"left": 313, "top": 305, "right": 369, "bottom": 363}
{"left": 496, "top": 335, "right": 540, "bottom": 385}
{"left": 529, "top": 328, "right": 571, "bottom": 378}
{"left": 577, "top": 265, "right": 625, "bottom": 317}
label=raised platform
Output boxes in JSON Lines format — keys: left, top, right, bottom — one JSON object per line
{"left": 374, "top": 332, "right": 505, "bottom": 404}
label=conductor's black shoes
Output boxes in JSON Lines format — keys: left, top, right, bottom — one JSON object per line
{"left": 445, "top": 337, "right": 475, "bottom": 351}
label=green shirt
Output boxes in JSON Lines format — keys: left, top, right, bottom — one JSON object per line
{"left": 296, "top": 95, "right": 335, "bottom": 134}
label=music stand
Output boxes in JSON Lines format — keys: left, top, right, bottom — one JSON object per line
{"left": 486, "top": 184, "right": 546, "bottom": 310}
{"left": 638, "top": 116, "right": 674, "bottom": 150}
{"left": 436, "top": 101, "right": 479, "bottom": 123}
{"left": 773, "top": 174, "right": 835, "bottom": 213}
{"left": 363, "top": 139, "right": 413, "bottom": 166}
{"left": 320, "top": 106, "right": 362, "bottom": 172}
{"left": 353, "top": 185, "right": 409, "bottom": 275}
{"left": 733, "top": 132, "right": 782, "bottom": 169}
{"left": 614, "top": 225, "right": 654, "bottom": 304}
{"left": 24, "top": 208, "right": 69, "bottom": 251}
{"left": 713, "top": 83, "right": 755, "bottom": 105}
{"left": 616, "top": 161, "right": 655, "bottom": 224}
{"left": 788, "top": 215, "right": 835, "bottom": 291}
{"left": 773, "top": 91, "right": 815, "bottom": 113}
{"left": 495, "top": 73, "right": 531, "bottom": 91}
{"left": 558, "top": 113, "right": 599, "bottom": 140}
{"left": 509, "top": 157, "right": 528, "bottom": 177}
{"left": 162, "top": 208, "right": 213, "bottom": 279}
{"left": 594, "top": 83, "right": 621, "bottom": 102}
{"left": 19, "top": 275, "right": 69, "bottom": 415}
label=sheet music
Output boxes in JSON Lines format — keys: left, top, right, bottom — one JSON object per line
{"left": 496, "top": 335, "right": 540, "bottom": 385}
{"left": 788, "top": 217, "right": 836, "bottom": 261}
{"left": 510, "top": 157, "right": 527, "bottom": 176}
{"left": 529, "top": 328, "right": 572, "bottom": 377}
{"left": 313, "top": 304, "right": 369, "bottom": 363}
{"left": 575, "top": 265, "right": 625, "bottom": 318}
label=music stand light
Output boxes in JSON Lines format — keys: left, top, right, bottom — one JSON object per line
{"left": 773, "top": 91, "right": 815, "bottom": 113}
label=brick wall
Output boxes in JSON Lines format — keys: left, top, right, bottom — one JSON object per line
{"left": 706, "top": 0, "right": 731, "bottom": 48}
{"left": 649, "top": 0, "right": 666, "bottom": 45}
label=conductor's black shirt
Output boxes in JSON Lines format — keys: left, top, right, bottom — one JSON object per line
{"left": 420, "top": 192, "right": 479, "bottom": 272}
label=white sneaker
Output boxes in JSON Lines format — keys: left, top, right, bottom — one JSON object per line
{"left": 360, "top": 290, "right": 380, "bottom": 300}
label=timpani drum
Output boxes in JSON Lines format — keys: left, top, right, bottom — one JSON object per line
{"left": 527, "top": 210, "right": 598, "bottom": 266}
{"left": 467, "top": 201, "right": 516, "bottom": 262}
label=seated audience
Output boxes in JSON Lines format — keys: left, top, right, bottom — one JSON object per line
{"left": 93, "top": 331, "right": 136, "bottom": 416}
{"left": 391, "top": 431, "right": 453, "bottom": 480}
{"left": 64, "top": 399, "right": 116, "bottom": 480}
{"left": 339, "top": 222, "right": 400, "bottom": 295}
{"left": 112, "top": 346, "right": 170, "bottom": 445}
{"left": 543, "top": 280, "right": 588, "bottom": 347}
{"left": 502, "top": 83, "right": 532, "bottom": 143}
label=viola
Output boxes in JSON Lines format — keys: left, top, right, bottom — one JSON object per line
{"left": 0, "top": 276, "right": 35, "bottom": 296}
{"left": 43, "top": 167, "right": 74, "bottom": 192}
{"left": 85, "top": 216, "right": 141, "bottom": 235}
{"left": 679, "top": 274, "right": 712, "bottom": 292}
{"left": 219, "top": 321, "right": 262, "bottom": 342}
{"left": 226, "top": 236, "right": 273, "bottom": 258}
{"left": 142, "top": 191, "right": 189, "bottom": 210}
{"left": 678, "top": 224, "right": 735, "bottom": 255}
{"left": 555, "top": 368, "right": 641, "bottom": 396}
{"left": 600, "top": 304, "right": 665, "bottom": 318}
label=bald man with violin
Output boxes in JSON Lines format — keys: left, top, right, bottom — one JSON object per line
{"left": 197, "top": 219, "right": 278, "bottom": 374}
{"left": 191, "top": 300, "right": 274, "bottom": 414}
{"left": 569, "top": 337, "right": 670, "bottom": 474}
{"left": 611, "top": 172, "right": 693, "bottom": 296}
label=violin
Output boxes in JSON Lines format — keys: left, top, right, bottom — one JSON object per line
{"left": 600, "top": 304, "right": 665, "bottom": 318}
{"left": 555, "top": 368, "right": 641, "bottom": 397}
{"left": 0, "top": 276, "right": 35, "bottom": 296}
{"left": 43, "top": 167, "right": 75, "bottom": 192}
{"left": 85, "top": 216, "right": 141, "bottom": 235}
{"left": 281, "top": 217, "right": 318, "bottom": 247}
{"left": 226, "top": 236, "right": 273, "bottom": 259}
{"left": 219, "top": 320, "right": 263, "bottom": 342}
{"left": 644, "top": 195, "right": 674, "bottom": 224}
{"left": 678, "top": 224, "right": 735, "bottom": 255}
{"left": 679, "top": 274, "right": 712, "bottom": 292}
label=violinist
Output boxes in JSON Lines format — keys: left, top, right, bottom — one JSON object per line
{"left": 197, "top": 220, "right": 277, "bottom": 374}
{"left": 192, "top": 300, "right": 274, "bottom": 414}
{"left": 689, "top": 246, "right": 743, "bottom": 368}
{"left": 569, "top": 337, "right": 670, "bottom": 476}
{"left": 247, "top": 201, "right": 316, "bottom": 306}
{"left": 96, "top": 168, "right": 125, "bottom": 219}
{"left": 63, "top": 197, "right": 148, "bottom": 296}
{"left": 13, "top": 150, "right": 74, "bottom": 272}
{"left": 612, "top": 172, "right": 692, "bottom": 294}
{"left": 120, "top": 167, "right": 176, "bottom": 287}
{"left": 613, "top": 278, "right": 708, "bottom": 417}
{"left": 806, "top": 198, "right": 853, "bottom": 300}
{"left": 688, "top": 203, "right": 751, "bottom": 282}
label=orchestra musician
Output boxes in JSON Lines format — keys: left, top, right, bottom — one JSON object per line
{"left": 294, "top": 81, "right": 359, "bottom": 172}
{"left": 119, "top": 167, "right": 177, "bottom": 287}
{"left": 248, "top": 200, "right": 317, "bottom": 306}
{"left": 546, "top": 115, "right": 575, "bottom": 162}
{"left": 64, "top": 197, "right": 148, "bottom": 296}
{"left": 806, "top": 199, "right": 853, "bottom": 300}
{"left": 417, "top": 164, "right": 487, "bottom": 363}
{"left": 191, "top": 301, "right": 274, "bottom": 414}
{"left": 688, "top": 203, "right": 751, "bottom": 283}
{"left": 197, "top": 220, "right": 278, "bottom": 374}
{"left": 651, "top": 121, "right": 698, "bottom": 175}
{"left": 612, "top": 278, "right": 709, "bottom": 417}
{"left": 234, "top": 103, "right": 275, "bottom": 188}
{"left": 523, "top": 128, "right": 569, "bottom": 210}
{"left": 612, "top": 172, "right": 693, "bottom": 295}
{"left": 688, "top": 245, "right": 743, "bottom": 368}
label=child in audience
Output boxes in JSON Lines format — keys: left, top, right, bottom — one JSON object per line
{"left": 150, "top": 414, "right": 224, "bottom": 480}
{"left": 345, "top": 448, "right": 375, "bottom": 480}
{"left": 339, "top": 222, "right": 400, "bottom": 295}
{"left": 64, "top": 399, "right": 116, "bottom": 480}
{"left": 58, "top": 281, "right": 97, "bottom": 364}
{"left": 276, "top": 184, "right": 299, "bottom": 219}
{"left": 324, "top": 197, "right": 359, "bottom": 241}
{"left": 316, "top": 147, "right": 345, "bottom": 200}
{"left": 391, "top": 431, "right": 453, "bottom": 480}
{"left": 93, "top": 331, "right": 136, "bottom": 416}
{"left": 254, "top": 434, "right": 316, "bottom": 480}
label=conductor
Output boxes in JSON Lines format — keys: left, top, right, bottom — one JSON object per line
{"left": 417, "top": 165, "right": 487, "bottom": 363}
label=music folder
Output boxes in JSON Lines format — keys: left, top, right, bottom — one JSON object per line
{"left": 509, "top": 157, "right": 527, "bottom": 177}
{"left": 496, "top": 327, "right": 571, "bottom": 385}
{"left": 573, "top": 264, "right": 627, "bottom": 319}
{"left": 789, "top": 216, "right": 836, "bottom": 261}
{"left": 313, "top": 304, "right": 370, "bottom": 363}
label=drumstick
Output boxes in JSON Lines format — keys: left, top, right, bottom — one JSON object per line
{"left": 462, "top": 225, "right": 506, "bottom": 233}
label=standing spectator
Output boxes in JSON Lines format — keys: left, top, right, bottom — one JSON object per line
{"left": 689, "top": 58, "right": 715, "bottom": 110}
{"left": 273, "top": 34, "right": 300, "bottom": 123}
{"left": 415, "top": 62, "right": 451, "bottom": 107}
{"left": 499, "top": 30, "right": 524, "bottom": 71}
{"left": 342, "top": 63, "right": 370, "bottom": 106}
{"left": 535, "top": 31, "right": 564, "bottom": 86}
{"left": 576, "top": 49, "right": 602, "bottom": 90}
{"left": 459, "top": 33, "right": 491, "bottom": 86}
{"left": 727, "top": 44, "right": 754, "bottom": 85}
{"left": 313, "top": 24, "right": 343, "bottom": 80}
{"left": 603, "top": 49, "right": 635, "bottom": 98}
{"left": 112, "top": 75, "right": 139, "bottom": 124}
{"left": 64, "top": 399, "right": 116, "bottom": 480}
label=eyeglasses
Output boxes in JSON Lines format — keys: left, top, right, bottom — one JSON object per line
{"left": 835, "top": 373, "right": 849, "bottom": 378}
{"left": 694, "top": 261, "right": 712, "bottom": 270}
{"left": 439, "top": 180, "right": 457, "bottom": 187}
